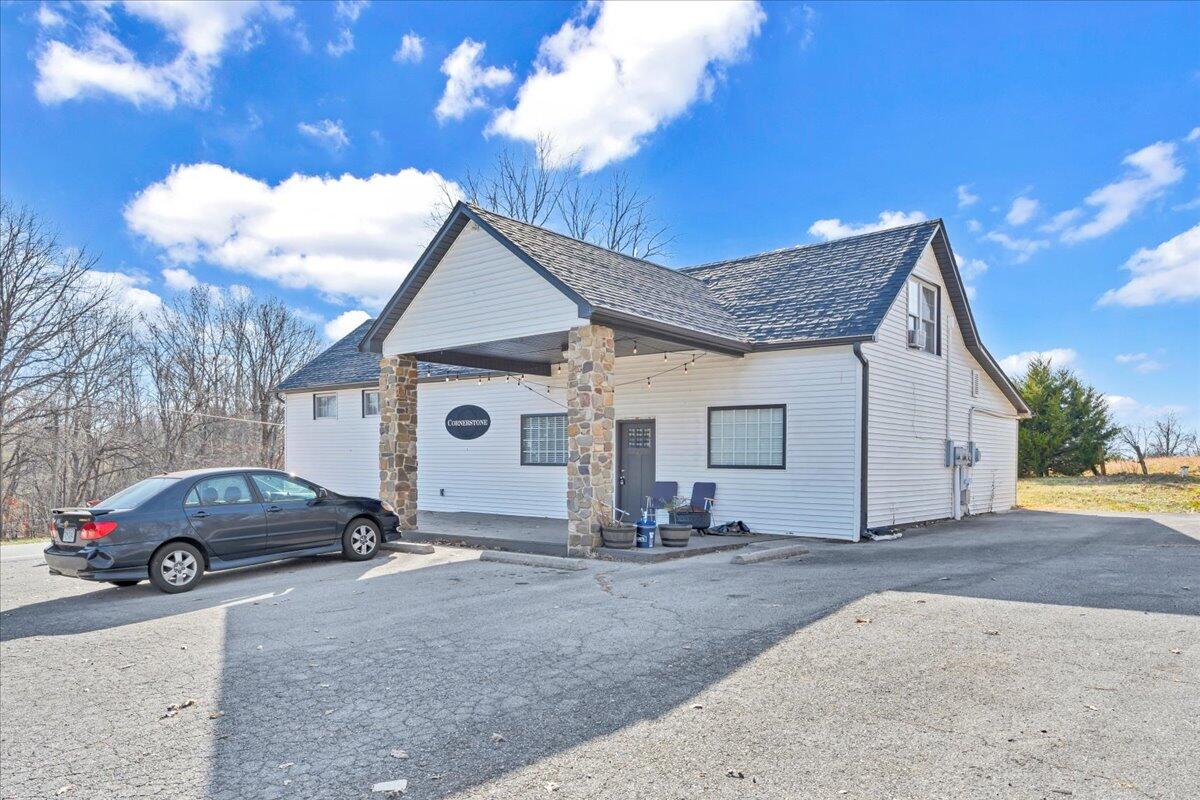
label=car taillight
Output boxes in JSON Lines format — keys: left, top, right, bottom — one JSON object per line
{"left": 80, "top": 520, "right": 118, "bottom": 540}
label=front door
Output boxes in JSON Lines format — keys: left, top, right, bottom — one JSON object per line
{"left": 617, "top": 420, "right": 656, "bottom": 520}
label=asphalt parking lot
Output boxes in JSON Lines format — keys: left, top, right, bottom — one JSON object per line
{"left": 2, "top": 509, "right": 1197, "bottom": 800}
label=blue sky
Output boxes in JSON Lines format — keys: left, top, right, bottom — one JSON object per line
{"left": 2, "top": 1, "right": 1197, "bottom": 427}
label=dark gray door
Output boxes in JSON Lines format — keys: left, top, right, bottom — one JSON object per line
{"left": 618, "top": 420, "right": 655, "bottom": 520}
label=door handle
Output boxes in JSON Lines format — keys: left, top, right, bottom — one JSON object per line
{"left": 266, "top": 505, "right": 282, "bottom": 513}
{"left": 190, "top": 511, "right": 209, "bottom": 519}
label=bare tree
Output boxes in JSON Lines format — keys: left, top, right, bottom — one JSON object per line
{"left": 0, "top": 201, "right": 132, "bottom": 533}
{"left": 1149, "top": 412, "right": 1197, "bottom": 457}
{"left": 1118, "top": 425, "right": 1152, "bottom": 476}
{"left": 448, "top": 139, "right": 674, "bottom": 260}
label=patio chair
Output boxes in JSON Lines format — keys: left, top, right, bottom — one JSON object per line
{"left": 650, "top": 481, "right": 678, "bottom": 510}
{"left": 673, "top": 482, "right": 716, "bottom": 531}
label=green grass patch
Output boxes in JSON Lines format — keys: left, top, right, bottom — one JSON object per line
{"left": 1018, "top": 474, "right": 1200, "bottom": 514}
{"left": 0, "top": 536, "right": 50, "bottom": 546}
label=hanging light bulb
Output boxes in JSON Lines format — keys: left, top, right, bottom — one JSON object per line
{"left": 445, "top": 376, "right": 450, "bottom": 383}
{"left": 632, "top": 340, "right": 638, "bottom": 355}
{"left": 663, "top": 352, "right": 668, "bottom": 362}
{"left": 477, "top": 377, "right": 482, "bottom": 385}
{"left": 505, "top": 374, "right": 510, "bottom": 383}
{"left": 646, "top": 376, "right": 651, "bottom": 389}
{"left": 546, "top": 385, "right": 551, "bottom": 393}
{"left": 683, "top": 361, "right": 689, "bottom": 374}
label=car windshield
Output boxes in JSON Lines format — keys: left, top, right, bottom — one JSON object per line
{"left": 96, "top": 477, "right": 178, "bottom": 510}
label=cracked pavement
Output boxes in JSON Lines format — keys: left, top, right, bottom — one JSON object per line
{"left": 2, "top": 510, "right": 1198, "bottom": 799}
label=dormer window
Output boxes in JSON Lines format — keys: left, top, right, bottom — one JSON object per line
{"left": 906, "top": 279, "right": 939, "bottom": 355}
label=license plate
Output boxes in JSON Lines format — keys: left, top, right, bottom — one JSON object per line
{"left": 62, "top": 526, "right": 76, "bottom": 543}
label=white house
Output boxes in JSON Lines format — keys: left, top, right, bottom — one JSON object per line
{"left": 278, "top": 203, "right": 1028, "bottom": 555}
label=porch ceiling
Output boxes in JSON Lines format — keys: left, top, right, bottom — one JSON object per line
{"left": 415, "top": 327, "right": 729, "bottom": 377}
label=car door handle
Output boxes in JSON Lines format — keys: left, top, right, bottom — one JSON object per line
{"left": 266, "top": 505, "right": 282, "bottom": 513}
{"left": 190, "top": 511, "right": 209, "bottom": 519}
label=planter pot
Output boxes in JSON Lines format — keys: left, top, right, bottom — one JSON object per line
{"left": 670, "top": 510, "right": 710, "bottom": 530}
{"left": 659, "top": 523, "right": 693, "bottom": 548}
{"left": 601, "top": 524, "right": 637, "bottom": 549}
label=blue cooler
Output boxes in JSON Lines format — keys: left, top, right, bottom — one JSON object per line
{"left": 635, "top": 518, "right": 656, "bottom": 548}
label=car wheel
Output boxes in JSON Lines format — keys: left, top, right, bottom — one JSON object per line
{"left": 149, "top": 543, "right": 205, "bottom": 594}
{"left": 343, "top": 518, "right": 380, "bottom": 561}
{"left": 108, "top": 580, "right": 141, "bottom": 587}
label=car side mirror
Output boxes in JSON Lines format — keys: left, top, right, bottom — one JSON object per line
{"left": 316, "top": 487, "right": 328, "bottom": 500}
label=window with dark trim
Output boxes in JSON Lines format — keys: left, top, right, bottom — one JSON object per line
{"left": 362, "top": 389, "right": 380, "bottom": 417}
{"left": 708, "top": 405, "right": 786, "bottom": 469}
{"left": 313, "top": 392, "right": 337, "bottom": 419}
{"left": 521, "top": 413, "right": 567, "bottom": 466}
{"left": 906, "top": 278, "right": 940, "bottom": 355}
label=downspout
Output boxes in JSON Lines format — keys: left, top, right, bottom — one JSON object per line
{"left": 853, "top": 343, "right": 869, "bottom": 539}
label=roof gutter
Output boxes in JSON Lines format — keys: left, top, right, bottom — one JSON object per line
{"left": 853, "top": 342, "right": 869, "bottom": 540}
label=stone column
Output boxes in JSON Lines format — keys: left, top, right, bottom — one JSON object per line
{"left": 379, "top": 354, "right": 419, "bottom": 531}
{"left": 565, "top": 323, "right": 616, "bottom": 557}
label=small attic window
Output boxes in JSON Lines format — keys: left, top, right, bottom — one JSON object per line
{"left": 906, "top": 279, "right": 940, "bottom": 355}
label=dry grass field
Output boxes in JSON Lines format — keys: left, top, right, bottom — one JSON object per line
{"left": 1018, "top": 456, "right": 1200, "bottom": 514}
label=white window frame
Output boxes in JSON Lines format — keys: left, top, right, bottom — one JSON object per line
{"left": 362, "top": 389, "right": 380, "bottom": 417}
{"left": 906, "top": 278, "right": 940, "bottom": 356}
{"left": 313, "top": 392, "right": 338, "bottom": 420}
{"left": 520, "top": 413, "right": 568, "bottom": 466}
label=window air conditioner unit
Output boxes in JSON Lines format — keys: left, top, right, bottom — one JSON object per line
{"left": 907, "top": 329, "right": 925, "bottom": 350}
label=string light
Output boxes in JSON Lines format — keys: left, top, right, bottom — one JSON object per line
{"left": 632, "top": 340, "right": 638, "bottom": 355}
{"left": 646, "top": 376, "right": 651, "bottom": 389}
{"left": 683, "top": 361, "right": 688, "bottom": 374}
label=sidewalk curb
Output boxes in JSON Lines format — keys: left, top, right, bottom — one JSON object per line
{"left": 383, "top": 541, "right": 436, "bottom": 555}
{"left": 731, "top": 544, "right": 809, "bottom": 565}
{"left": 479, "top": 551, "right": 587, "bottom": 571}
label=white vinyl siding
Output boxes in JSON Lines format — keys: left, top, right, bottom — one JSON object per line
{"left": 285, "top": 387, "right": 381, "bottom": 498}
{"left": 382, "top": 221, "right": 585, "bottom": 356}
{"left": 864, "top": 243, "right": 1019, "bottom": 528}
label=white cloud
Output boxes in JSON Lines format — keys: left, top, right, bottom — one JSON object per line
{"left": 1186, "top": 126, "right": 1200, "bottom": 143}
{"left": 1097, "top": 223, "right": 1200, "bottom": 307}
{"left": 36, "top": 3, "right": 67, "bottom": 28}
{"left": 394, "top": 32, "right": 424, "bottom": 64}
{"left": 1005, "top": 196, "right": 1039, "bottom": 226}
{"left": 298, "top": 119, "right": 350, "bottom": 152}
{"left": 956, "top": 184, "right": 979, "bottom": 208}
{"left": 1056, "top": 141, "right": 1185, "bottom": 243}
{"left": 808, "top": 210, "right": 927, "bottom": 241}
{"left": 161, "top": 267, "right": 199, "bottom": 291}
{"left": 326, "top": 0, "right": 367, "bottom": 56}
{"left": 35, "top": 1, "right": 294, "bottom": 107}
{"left": 85, "top": 270, "right": 164, "bottom": 318}
{"left": 1103, "top": 394, "right": 1189, "bottom": 424}
{"left": 488, "top": 1, "right": 766, "bottom": 172}
{"left": 1114, "top": 353, "right": 1165, "bottom": 374}
{"left": 125, "top": 162, "right": 459, "bottom": 308}
{"left": 435, "top": 39, "right": 513, "bottom": 122}
{"left": 983, "top": 230, "right": 1049, "bottom": 262}
{"left": 966, "top": 219, "right": 982, "bottom": 233}
{"left": 1040, "top": 207, "right": 1082, "bottom": 233}
{"left": 999, "top": 348, "right": 1077, "bottom": 376}
{"left": 324, "top": 309, "right": 371, "bottom": 341}
{"left": 955, "top": 254, "right": 989, "bottom": 281}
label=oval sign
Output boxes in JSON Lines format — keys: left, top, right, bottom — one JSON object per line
{"left": 445, "top": 405, "right": 491, "bottom": 440}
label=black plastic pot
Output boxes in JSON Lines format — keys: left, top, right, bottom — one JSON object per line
{"left": 659, "top": 523, "right": 693, "bottom": 548}
{"left": 601, "top": 524, "right": 637, "bottom": 549}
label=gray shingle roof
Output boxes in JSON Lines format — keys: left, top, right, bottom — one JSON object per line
{"left": 276, "top": 320, "right": 476, "bottom": 392}
{"left": 468, "top": 205, "right": 747, "bottom": 342}
{"left": 682, "top": 220, "right": 940, "bottom": 345}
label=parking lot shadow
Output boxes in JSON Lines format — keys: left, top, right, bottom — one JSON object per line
{"left": 196, "top": 510, "right": 1197, "bottom": 799}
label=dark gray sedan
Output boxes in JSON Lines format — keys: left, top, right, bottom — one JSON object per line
{"left": 44, "top": 468, "right": 401, "bottom": 593}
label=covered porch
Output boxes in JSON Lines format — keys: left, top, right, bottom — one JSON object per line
{"left": 405, "top": 510, "right": 786, "bottom": 562}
